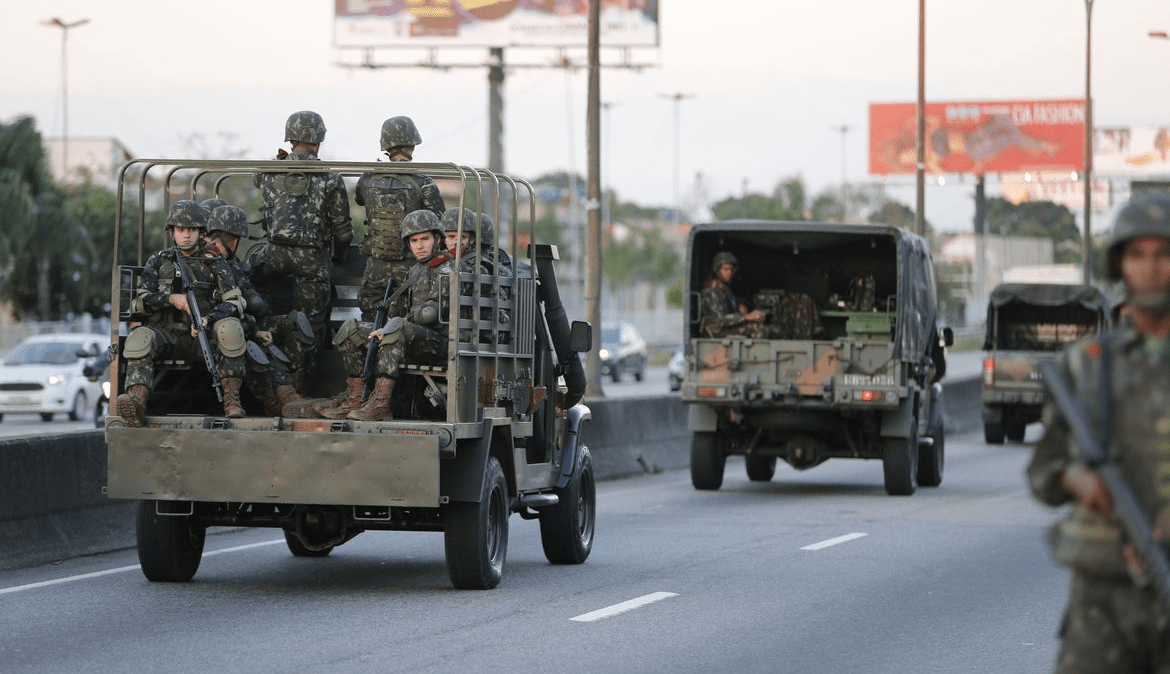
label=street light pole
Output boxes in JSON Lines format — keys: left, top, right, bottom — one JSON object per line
{"left": 830, "top": 124, "right": 849, "bottom": 221}
{"left": 1082, "top": 0, "right": 1093, "bottom": 285}
{"left": 42, "top": 16, "right": 89, "bottom": 183}
{"left": 659, "top": 92, "right": 695, "bottom": 227}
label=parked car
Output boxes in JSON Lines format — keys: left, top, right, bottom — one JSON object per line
{"left": 668, "top": 344, "right": 685, "bottom": 391}
{"left": 599, "top": 323, "right": 647, "bottom": 383}
{"left": 0, "top": 333, "right": 108, "bottom": 422}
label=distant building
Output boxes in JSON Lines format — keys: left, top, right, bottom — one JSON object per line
{"left": 42, "top": 137, "right": 133, "bottom": 187}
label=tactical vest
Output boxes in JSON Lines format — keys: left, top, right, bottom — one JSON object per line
{"left": 363, "top": 175, "right": 421, "bottom": 261}
{"left": 262, "top": 171, "right": 331, "bottom": 248}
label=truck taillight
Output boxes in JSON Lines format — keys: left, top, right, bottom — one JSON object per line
{"left": 697, "top": 386, "right": 727, "bottom": 398}
{"left": 859, "top": 390, "right": 879, "bottom": 402}
{"left": 983, "top": 357, "right": 995, "bottom": 387}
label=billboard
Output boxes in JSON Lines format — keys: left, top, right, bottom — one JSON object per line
{"left": 1095, "top": 126, "right": 1170, "bottom": 176}
{"left": 334, "top": 0, "right": 660, "bottom": 49}
{"left": 869, "top": 100, "right": 1085, "bottom": 176}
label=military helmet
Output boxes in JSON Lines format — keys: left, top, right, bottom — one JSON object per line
{"left": 207, "top": 205, "right": 250, "bottom": 239}
{"left": 400, "top": 209, "right": 443, "bottom": 241}
{"left": 441, "top": 207, "right": 477, "bottom": 233}
{"left": 477, "top": 212, "right": 495, "bottom": 243}
{"left": 285, "top": 110, "right": 327, "bottom": 144}
{"left": 711, "top": 250, "right": 738, "bottom": 273}
{"left": 166, "top": 199, "right": 209, "bottom": 231}
{"left": 380, "top": 116, "right": 422, "bottom": 152}
{"left": 200, "top": 197, "right": 227, "bottom": 212}
{"left": 1106, "top": 194, "right": 1170, "bottom": 281}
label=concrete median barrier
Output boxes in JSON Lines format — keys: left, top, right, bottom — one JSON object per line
{"left": 0, "top": 377, "right": 983, "bottom": 572}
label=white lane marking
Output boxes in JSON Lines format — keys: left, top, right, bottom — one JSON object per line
{"left": 800, "top": 532, "right": 868, "bottom": 551}
{"left": 0, "top": 539, "right": 283, "bottom": 596}
{"left": 571, "top": 591, "right": 678, "bottom": 622}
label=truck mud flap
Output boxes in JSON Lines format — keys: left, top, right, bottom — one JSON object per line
{"left": 880, "top": 394, "right": 915, "bottom": 438}
{"left": 107, "top": 426, "right": 440, "bottom": 507}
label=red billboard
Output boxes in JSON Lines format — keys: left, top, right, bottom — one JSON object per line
{"left": 869, "top": 100, "right": 1085, "bottom": 176}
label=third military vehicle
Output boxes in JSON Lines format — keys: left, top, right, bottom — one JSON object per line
{"left": 677, "top": 221, "right": 952, "bottom": 496}
{"left": 980, "top": 282, "right": 1109, "bottom": 444}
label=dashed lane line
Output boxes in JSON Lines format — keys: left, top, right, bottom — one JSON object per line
{"left": 571, "top": 591, "right": 679, "bottom": 622}
{"left": 800, "top": 532, "right": 868, "bottom": 551}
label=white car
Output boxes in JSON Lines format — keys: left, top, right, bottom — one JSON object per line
{"left": 0, "top": 333, "right": 108, "bottom": 422}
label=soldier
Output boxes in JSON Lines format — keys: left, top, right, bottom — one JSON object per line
{"left": 249, "top": 110, "right": 353, "bottom": 379}
{"left": 442, "top": 207, "right": 512, "bottom": 275}
{"left": 203, "top": 205, "right": 317, "bottom": 418}
{"left": 117, "top": 200, "right": 248, "bottom": 426}
{"left": 699, "top": 251, "right": 765, "bottom": 338}
{"left": 318, "top": 210, "right": 453, "bottom": 421}
{"left": 1027, "top": 194, "right": 1170, "bottom": 673}
{"left": 355, "top": 116, "right": 445, "bottom": 321}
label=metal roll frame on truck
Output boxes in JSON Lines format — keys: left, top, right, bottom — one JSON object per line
{"left": 677, "top": 220, "right": 953, "bottom": 496}
{"left": 102, "top": 159, "right": 594, "bottom": 590}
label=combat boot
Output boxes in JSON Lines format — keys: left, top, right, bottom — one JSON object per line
{"left": 276, "top": 384, "right": 319, "bottom": 419}
{"left": 317, "top": 378, "right": 365, "bottom": 419}
{"left": 221, "top": 377, "right": 246, "bottom": 419}
{"left": 116, "top": 384, "right": 150, "bottom": 427}
{"left": 348, "top": 377, "right": 394, "bottom": 422}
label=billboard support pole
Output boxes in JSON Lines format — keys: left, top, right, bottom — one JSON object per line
{"left": 1082, "top": 0, "right": 1094, "bottom": 285}
{"left": 489, "top": 47, "right": 505, "bottom": 173}
{"left": 915, "top": 0, "right": 926, "bottom": 237}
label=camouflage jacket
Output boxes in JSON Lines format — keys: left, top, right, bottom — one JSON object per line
{"left": 699, "top": 279, "right": 749, "bottom": 337}
{"left": 254, "top": 148, "right": 353, "bottom": 251}
{"left": 355, "top": 172, "right": 445, "bottom": 261}
{"left": 1028, "top": 325, "right": 1170, "bottom": 574}
{"left": 132, "top": 247, "right": 244, "bottom": 326}
{"left": 381, "top": 247, "right": 454, "bottom": 335}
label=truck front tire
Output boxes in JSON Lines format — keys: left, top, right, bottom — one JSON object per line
{"left": 540, "top": 446, "right": 596, "bottom": 565}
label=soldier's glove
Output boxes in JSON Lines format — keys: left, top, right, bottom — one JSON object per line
{"left": 276, "top": 148, "right": 288, "bottom": 160}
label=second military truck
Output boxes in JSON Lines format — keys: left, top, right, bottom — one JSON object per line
{"left": 678, "top": 221, "right": 951, "bottom": 496}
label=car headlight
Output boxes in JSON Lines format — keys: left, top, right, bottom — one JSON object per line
{"left": 599, "top": 348, "right": 611, "bottom": 360}
{"left": 46, "top": 374, "right": 67, "bottom": 386}
{"left": 101, "top": 381, "right": 111, "bottom": 398}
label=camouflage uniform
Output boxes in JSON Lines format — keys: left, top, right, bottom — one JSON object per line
{"left": 752, "top": 290, "right": 822, "bottom": 340}
{"left": 250, "top": 143, "right": 353, "bottom": 357}
{"left": 444, "top": 208, "right": 512, "bottom": 345}
{"left": 1028, "top": 194, "right": 1170, "bottom": 674}
{"left": 355, "top": 169, "right": 445, "bottom": 320}
{"left": 699, "top": 279, "right": 764, "bottom": 339}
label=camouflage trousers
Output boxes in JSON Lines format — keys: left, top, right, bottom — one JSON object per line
{"left": 1052, "top": 572, "right": 1170, "bottom": 674}
{"left": 762, "top": 292, "right": 821, "bottom": 340}
{"left": 250, "top": 243, "right": 331, "bottom": 344}
{"left": 358, "top": 257, "right": 414, "bottom": 321}
{"left": 124, "top": 324, "right": 245, "bottom": 389}
{"left": 337, "top": 320, "right": 447, "bottom": 378}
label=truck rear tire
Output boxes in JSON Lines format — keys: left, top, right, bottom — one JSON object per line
{"left": 984, "top": 422, "right": 1005, "bottom": 445}
{"left": 284, "top": 531, "right": 334, "bottom": 557}
{"left": 690, "top": 432, "right": 725, "bottom": 490}
{"left": 540, "top": 446, "right": 596, "bottom": 565}
{"left": 1005, "top": 421, "right": 1026, "bottom": 442}
{"left": 882, "top": 426, "right": 919, "bottom": 496}
{"left": 745, "top": 454, "right": 776, "bottom": 482}
{"left": 136, "top": 500, "right": 205, "bottom": 582}
{"left": 917, "top": 422, "right": 944, "bottom": 488}
{"left": 444, "top": 456, "right": 509, "bottom": 590}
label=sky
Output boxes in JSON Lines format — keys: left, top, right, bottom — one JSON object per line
{"left": 3, "top": 0, "right": 1170, "bottom": 233}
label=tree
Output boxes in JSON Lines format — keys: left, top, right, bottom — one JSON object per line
{"left": 985, "top": 197, "right": 1080, "bottom": 263}
{"left": 709, "top": 176, "right": 812, "bottom": 221}
{"left": 0, "top": 116, "right": 60, "bottom": 319}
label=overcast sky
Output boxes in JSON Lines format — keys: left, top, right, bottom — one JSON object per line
{"left": 4, "top": 0, "right": 1169, "bottom": 232}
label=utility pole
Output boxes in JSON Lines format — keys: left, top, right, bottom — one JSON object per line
{"left": 658, "top": 92, "right": 695, "bottom": 228}
{"left": 830, "top": 124, "right": 849, "bottom": 221}
{"left": 42, "top": 17, "right": 89, "bottom": 182}
{"left": 585, "top": 0, "right": 604, "bottom": 397}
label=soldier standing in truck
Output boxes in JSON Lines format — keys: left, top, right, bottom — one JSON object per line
{"left": 116, "top": 200, "right": 249, "bottom": 426}
{"left": 1027, "top": 194, "right": 1170, "bottom": 673}
{"left": 249, "top": 110, "right": 353, "bottom": 382}
{"left": 355, "top": 116, "right": 446, "bottom": 322}
{"left": 699, "top": 250, "right": 765, "bottom": 338}
{"left": 318, "top": 210, "right": 453, "bottom": 421}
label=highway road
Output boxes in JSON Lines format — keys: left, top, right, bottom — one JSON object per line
{"left": 0, "top": 422, "right": 1066, "bottom": 674}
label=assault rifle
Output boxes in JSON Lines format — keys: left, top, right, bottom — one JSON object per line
{"left": 362, "top": 277, "right": 395, "bottom": 402}
{"left": 173, "top": 252, "right": 223, "bottom": 402}
{"left": 1039, "top": 359, "right": 1170, "bottom": 609}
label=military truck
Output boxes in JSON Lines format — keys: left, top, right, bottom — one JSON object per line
{"left": 103, "top": 159, "right": 594, "bottom": 590}
{"left": 678, "top": 221, "right": 952, "bottom": 496}
{"left": 980, "top": 282, "right": 1108, "bottom": 444}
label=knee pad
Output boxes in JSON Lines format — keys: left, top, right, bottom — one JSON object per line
{"left": 123, "top": 327, "right": 155, "bottom": 359}
{"left": 214, "top": 317, "right": 247, "bottom": 358}
{"left": 244, "top": 340, "right": 270, "bottom": 372}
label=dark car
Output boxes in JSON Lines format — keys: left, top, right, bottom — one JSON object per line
{"left": 599, "top": 323, "right": 647, "bottom": 383}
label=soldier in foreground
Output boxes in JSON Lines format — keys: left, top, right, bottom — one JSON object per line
{"left": 318, "top": 210, "right": 453, "bottom": 421}
{"left": 1027, "top": 194, "right": 1170, "bottom": 672}
{"left": 117, "top": 200, "right": 248, "bottom": 426}
{"left": 355, "top": 115, "right": 445, "bottom": 321}
{"left": 249, "top": 110, "right": 353, "bottom": 380}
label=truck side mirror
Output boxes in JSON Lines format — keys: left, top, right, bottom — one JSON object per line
{"left": 569, "top": 320, "right": 592, "bottom": 353}
{"left": 941, "top": 327, "right": 954, "bottom": 347}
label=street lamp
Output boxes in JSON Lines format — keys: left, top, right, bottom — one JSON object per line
{"left": 42, "top": 17, "right": 89, "bottom": 182}
{"left": 1081, "top": 0, "right": 1093, "bottom": 285}
{"left": 830, "top": 124, "right": 849, "bottom": 221}
{"left": 658, "top": 92, "right": 695, "bottom": 227}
